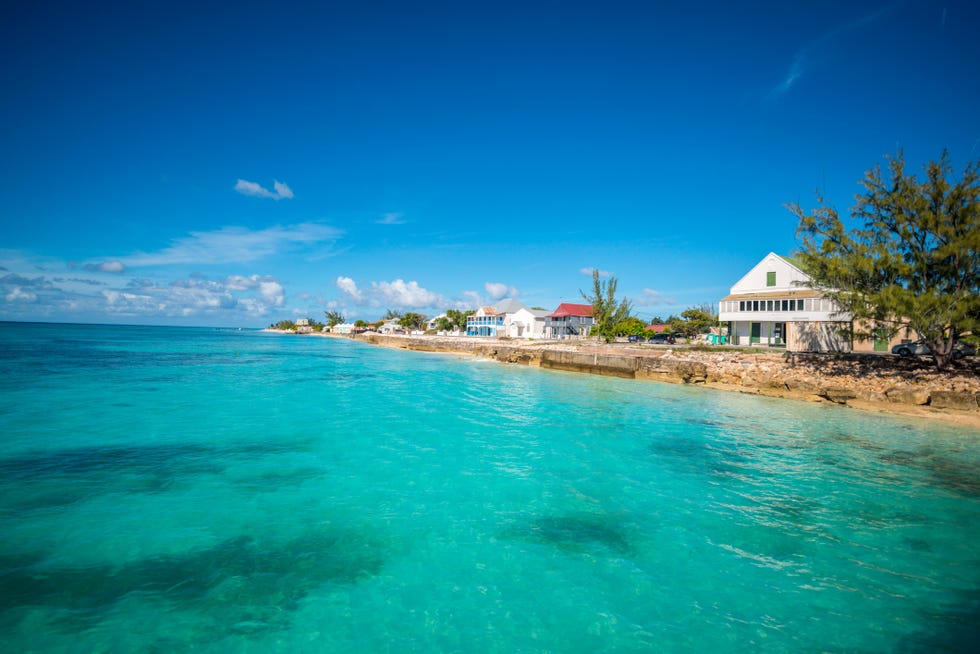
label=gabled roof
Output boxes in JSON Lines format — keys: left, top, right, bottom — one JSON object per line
{"left": 728, "top": 252, "right": 812, "bottom": 295}
{"left": 547, "top": 302, "right": 593, "bottom": 318}
{"left": 493, "top": 298, "right": 527, "bottom": 314}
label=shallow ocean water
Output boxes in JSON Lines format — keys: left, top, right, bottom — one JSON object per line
{"left": 0, "top": 322, "right": 977, "bottom": 652}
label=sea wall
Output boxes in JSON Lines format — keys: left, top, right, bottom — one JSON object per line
{"left": 346, "top": 334, "right": 980, "bottom": 427}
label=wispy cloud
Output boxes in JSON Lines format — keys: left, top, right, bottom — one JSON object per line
{"left": 640, "top": 288, "right": 677, "bottom": 306}
{"left": 119, "top": 223, "right": 342, "bottom": 267}
{"left": 769, "top": 4, "right": 896, "bottom": 99}
{"left": 84, "top": 260, "right": 126, "bottom": 273}
{"left": 580, "top": 267, "right": 612, "bottom": 278}
{"left": 376, "top": 212, "right": 406, "bottom": 225}
{"left": 234, "top": 178, "right": 294, "bottom": 200}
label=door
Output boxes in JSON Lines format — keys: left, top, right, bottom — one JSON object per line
{"left": 773, "top": 322, "right": 785, "bottom": 346}
{"left": 750, "top": 322, "right": 761, "bottom": 344}
{"left": 873, "top": 328, "right": 888, "bottom": 351}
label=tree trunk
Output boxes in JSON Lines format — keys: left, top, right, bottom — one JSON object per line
{"left": 929, "top": 338, "right": 953, "bottom": 371}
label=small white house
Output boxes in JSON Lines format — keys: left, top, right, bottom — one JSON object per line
{"left": 377, "top": 320, "right": 405, "bottom": 335}
{"left": 507, "top": 307, "right": 549, "bottom": 338}
{"left": 718, "top": 253, "right": 851, "bottom": 351}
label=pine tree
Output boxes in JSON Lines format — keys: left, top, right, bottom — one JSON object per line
{"left": 788, "top": 151, "right": 979, "bottom": 370}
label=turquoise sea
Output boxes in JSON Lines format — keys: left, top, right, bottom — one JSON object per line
{"left": 0, "top": 322, "right": 977, "bottom": 653}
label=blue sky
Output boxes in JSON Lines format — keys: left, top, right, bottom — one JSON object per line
{"left": 2, "top": 0, "right": 977, "bottom": 327}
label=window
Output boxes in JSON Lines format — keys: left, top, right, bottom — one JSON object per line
{"left": 753, "top": 301, "right": 759, "bottom": 311}
{"left": 766, "top": 271, "right": 776, "bottom": 287}
{"left": 767, "top": 300, "right": 773, "bottom": 311}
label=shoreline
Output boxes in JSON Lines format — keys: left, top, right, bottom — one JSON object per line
{"left": 274, "top": 330, "right": 980, "bottom": 429}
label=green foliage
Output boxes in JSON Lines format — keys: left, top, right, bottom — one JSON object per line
{"left": 434, "top": 316, "right": 453, "bottom": 332}
{"left": 616, "top": 316, "right": 648, "bottom": 336}
{"left": 445, "top": 309, "right": 472, "bottom": 331}
{"left": 324, "top": 310, "right": 345, "bottom": 327}
{"left": 677, "top": 306, "right": 716, "bottom": 337}
{"left": 398, "top": 312, "right": 428, "bottom": 331}
{"left": 581, "top": 269, "right": 633, "bottom": 343}
{"left": 383, "top": 309, "right": 403, "bottom": 321}
{"left": 269, "top": 319, "right": 296, "bottom": 331}
{"left": 354, "top": 319, "right": 368, "bottom": 328}
{"left": 788, "top": 150, "right": 980, "bottom": 370}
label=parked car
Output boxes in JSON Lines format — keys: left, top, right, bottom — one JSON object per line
{"left": 648, "top": 333, "right": 676, "bottom": 345}
{"left": 891, "top": 339, "right": 977, "bottom": 359}
{"left": 627, "top": 334, "right": 644, "bottom": 343}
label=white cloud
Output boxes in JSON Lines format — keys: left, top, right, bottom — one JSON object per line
{"left": 580, "top": 267, "right": 612, "bottom": 278}
{"left": 484, "top": 281, "right": 519, "bottom": 300}
{"left": 5, "top": 286, "right": 36, "bottom": 302}
{"left": 258, "top": 280, "right": 285, "bottom": 307}
{"left": 372, "top": 279, "right": 444, "bottom": 308}
{"left": 336, "top": 276, "right": 364, "bottom": 302}
{"left": 333, "top": 276, "right": 446, "bottom": 309}
{"left": 235, "top": 178, "right": 294, "bottom": 200}
{"left": 120, "top": 223, "right": 341, "bottom": 267}
{"left": 377, "top": 212, "right": 406, "bottom": 225}
{"left": 273, "top": 180, "right": 294, "bottom": 199}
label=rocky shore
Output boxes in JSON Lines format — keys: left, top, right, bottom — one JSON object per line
{"left": 349, "top": 333, "right": 980, "bottom": 428}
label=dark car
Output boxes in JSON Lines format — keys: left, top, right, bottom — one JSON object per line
{"left": 648, "top": 333, "right": 676, "bottom": 345}
{"left": 627, "top": 334, "right": 644, "bottom": 343}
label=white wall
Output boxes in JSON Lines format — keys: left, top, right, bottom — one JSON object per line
{"left": 730, "top": 253, "right": 810, "bottom": 294}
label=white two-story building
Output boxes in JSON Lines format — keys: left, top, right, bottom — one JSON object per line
{"left": 718, "top": 253, "right": 853, "bottom": 351}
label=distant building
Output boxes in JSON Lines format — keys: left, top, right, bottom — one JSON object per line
{"left": 545, "top": 303, "right": 594, "bottom": 339}
{"left": 377, "top": 320, "right": 405, "bottom": 335}
{"left": 295, "top": 318, "right": 313, "bottom": 334}
{"left": 508, "top": 306, "right": 549, "bottom": 338}
{"left": 464, "top": 299, "right": 547, "bottom": 338}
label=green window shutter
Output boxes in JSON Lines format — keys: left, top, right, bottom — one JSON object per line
{"left": 766, "top": 271, "right": 776, "bottom": 287}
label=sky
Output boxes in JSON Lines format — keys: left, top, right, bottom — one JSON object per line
{"left": 1, "top": 0, "right": 978, "bottom": 327}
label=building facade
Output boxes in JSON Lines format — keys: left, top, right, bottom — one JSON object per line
{"left": 465, "top": 299, "right": 549, "bottom": 338}
{"left": 718, "top": 253, "right": 853, "bottom": 351}
{"left": 545, "top": 303, "right": 595, "bottom": 339}
{"left": 718, "top": 253, "right": 915, "bottom": 352}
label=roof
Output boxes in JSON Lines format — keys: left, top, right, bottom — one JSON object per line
{"left": 547, "top": 302, "right": 593, "bottom": 318}
{"left": 493, "top": 298, "right": 527, "bottom": 314}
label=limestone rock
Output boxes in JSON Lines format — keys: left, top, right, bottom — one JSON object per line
{"left": 930, "top": 391, "right": 979, "bottom": 411}
{"left": 886, "top": 386, "right": 932, "bottom": 406}
{"left": 821, "top": 387, "right": 857, "bottom": 404}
